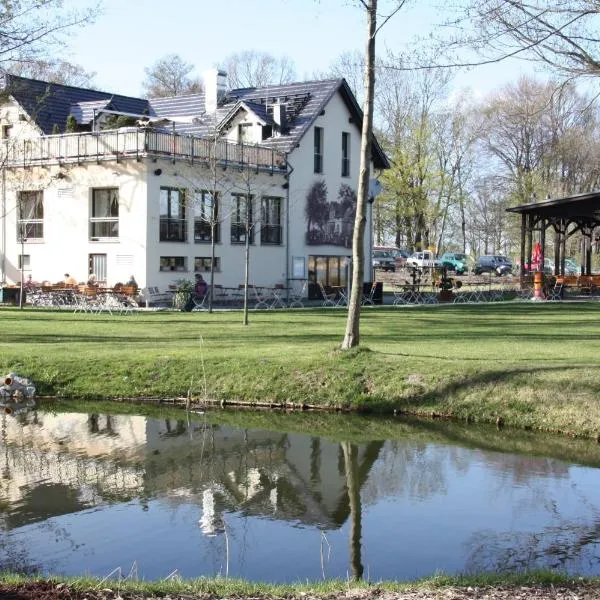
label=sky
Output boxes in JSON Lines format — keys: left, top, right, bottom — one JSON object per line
{"left": 63, "top": 0, "right": 540, "bottom": 99}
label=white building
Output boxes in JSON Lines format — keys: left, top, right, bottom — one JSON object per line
{"left": 0, "top": 70, "right": 388, "bottom": 296}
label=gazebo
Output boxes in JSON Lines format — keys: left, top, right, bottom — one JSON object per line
{"left": 507, "top": 191, "right": 600, "bottom": 284}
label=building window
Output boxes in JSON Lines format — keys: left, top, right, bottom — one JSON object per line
{"left": 231, "top": 193, "right": 253, "bottom": 244}
{"left": 238, "top": 123, "right": 252, "bottom": 144}
{"left": 193, "top": 190, "right": 219, "bottom": 243}
{"left": 90, "top": 188, "right": 119, "bottom": 239}
{"left": 160, "top": 256, "right": 187, "bottom": 272}
{"left": 341, "top": 132, "right": 350, "bottom": 177}
{"left": 160, "top": 187, "right": 187, "bottom": 242}
{"left": 195, "top": 256, "right": 221, "bottom": 273}
{"left": 17, "top": 190, "right": 43, "bottom": 240}
{"left": 89, "top": 253, "right": 107, "bottom": 283}
{"left": 261, "top": 196, "right": 282, "bottom": 245}
{"left": 2, "top": 124, "right": 12, "bottom": 139}
{"left": 314, "top": 126, "right": 323, "bottom": 173}
{"left": 261, "top": 125, "right": 273, "bottom": 140}
{"left": 18, "top": 254, "right": 30, "bottom": 270}
{"left": 308, "top": 255, "right": 350, "bottom": 287}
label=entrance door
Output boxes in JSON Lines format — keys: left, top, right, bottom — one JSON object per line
{"left": 89, "top": 254, "right": 107, "bottom": 284}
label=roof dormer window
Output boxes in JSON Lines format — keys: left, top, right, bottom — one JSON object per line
{"left": 238, "top": 123, "right": 252, "bottom": 144}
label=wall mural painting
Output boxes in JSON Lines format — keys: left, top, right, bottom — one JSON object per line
{"left": 305, "top": 180, "right": 356, "bottom": 248}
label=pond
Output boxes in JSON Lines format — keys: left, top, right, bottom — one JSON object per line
{"left": 1, "top": 403, "right": 600, "bottom": 582}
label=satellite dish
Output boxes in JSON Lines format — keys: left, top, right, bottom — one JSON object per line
{"left": 368, "top": 178, "right": 383, "bottom": 199}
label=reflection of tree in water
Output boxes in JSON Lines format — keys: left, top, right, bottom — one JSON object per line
{"left": 0, "top": 532, "right": 40, "bottom": 575}
{"left": 464, "top": 513, "right": 600, "bottom": 574}
{"left": 360, "top": 442, "right": 451, "bottom": 505}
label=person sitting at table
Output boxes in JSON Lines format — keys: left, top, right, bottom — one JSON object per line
{"left": 125, "top": 274, "right": 138, "bottom": 294}
{"left": 182, "top": 273, "right": 208, "bottom": 311}
{"left": 87, "top": 274, "right": 99, "bottom": 287}
{"left": 64, "top": 273, "right": 77, "bottom": 286}
{"left": 23, "top": 274, "right": 38, "bottom": 290}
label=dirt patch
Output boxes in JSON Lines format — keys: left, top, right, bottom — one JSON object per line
{"left": 2, "top": 583, "right": 600, "bottom": 600}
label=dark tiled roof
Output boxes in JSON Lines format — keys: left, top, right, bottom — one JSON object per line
{"left": 2, "top": 74, "right": 389, "bottom": 168}
{"left": 70, "top": 99, "right": 111, "bottom": 125}
{"left": 0, "top": 74, "right": 149, "bottom": 134}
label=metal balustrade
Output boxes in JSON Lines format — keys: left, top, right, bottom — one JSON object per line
{"left": 1, "top": 129, "right": 288, "bottom": 173}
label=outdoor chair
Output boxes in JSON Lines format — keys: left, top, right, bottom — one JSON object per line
{"left": 288, "top": 281, "right": 307, "bottom": 308}
{"left": 336, "top": 287, "right": 349, "bottom": 306}
{"left": 251, "top": 285, "right": 271, "bottom": 310}
{"left": 141, "top": 286, "right": 172, "bottom": 308}
{"left": 318, "top": 281, "right": 337, "bottom": 307}
{"left": 545, "top": 278, "right": 564, "bottom": 301}
{"left": 191, "top": 287, "right": 210, "bottom": 311}
{"left": 268, "top": 284, "right": 287, "bottom": 309}
{"left": 361, "top": 283, "right": 376, "bottom": 306}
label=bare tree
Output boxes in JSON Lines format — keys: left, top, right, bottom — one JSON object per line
{"left": 7, "top": 58, "right": 96, "bottom": 87}
{"left": 142, "top": 54, "right": 203, "bottom": 98}
{"left": 0, "top": 0, "right": 99, "bottom": 69}
{"left": 220, "top": 50, "right": 296, "bottom": 88}
{"left": 342, "top": 0, "right": 406, "bottom": 350}
{"left": 462, "top": 0, "right": 600, "bottom": 78}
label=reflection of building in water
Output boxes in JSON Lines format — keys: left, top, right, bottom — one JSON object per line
{"left": 0, "top": 411, "right": 382, "bottom": 533}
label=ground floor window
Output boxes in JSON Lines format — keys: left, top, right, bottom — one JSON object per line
{"left": 89, "top": 253, "right": 107, "bottom": 283}
{"left": 18, "top": 254, "right": 30, "bottom": 270}
{"left": 160, "top": 256, "right": 187, "bottom": 272}
{"left": 194, "top": 256, "right": 220, "bottom": 273}
{"left": 18, "top": 190, "right": 43, "bottom": 240}
{"left": 308, "top": 255, "right": 350, "bottom": 287}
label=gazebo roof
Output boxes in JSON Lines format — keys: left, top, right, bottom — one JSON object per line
{"left": 507, "top": 191, "right": 600, "bottom": 223}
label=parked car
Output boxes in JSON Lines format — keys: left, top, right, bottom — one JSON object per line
{"left": 407, "top": 250, "right": 443, "bottom": 269}
{"left": 474, "top": 255, "right": 513, "bottom": 276}
{"left": 543, "top": 257, "right": 580, "bottom": 275}
{"left": 372, "top": 249, "right": 396, "bottom": 272}
{"left": 440, "top": 252, "right": 469, "bottom": 275}
{"left": 374, "top": 246, "right": 410, "bottom": 268}
{"left": 392, "top": 248, "right": 411, "bottom": 268}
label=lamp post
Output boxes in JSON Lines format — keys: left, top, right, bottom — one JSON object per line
{"left": 18, "top": 222, "right": 26, "bottom": 309}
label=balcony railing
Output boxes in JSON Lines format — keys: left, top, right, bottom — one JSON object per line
{"left": 1, "top": 129, "right": 288, "bottom": 173}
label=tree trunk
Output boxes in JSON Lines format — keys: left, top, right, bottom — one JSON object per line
{"left": 342, "top": 441, "right": 363, "bottom": 581}
{"left": 342, "top": 0, "right": 376, "bottom": 350}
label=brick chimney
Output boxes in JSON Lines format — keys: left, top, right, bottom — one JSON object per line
{"left": 203, "top": 69, "right": 227, "bottom": 114}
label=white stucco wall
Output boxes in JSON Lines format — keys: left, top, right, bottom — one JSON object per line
{"left": 2, "top": 162, "right": 148, "bottom": 286}
{"left": 0, "top": 88, "right": 380, "bottom": 293}
{"left": 286, "top": 91, "right": 376, "bottom": 286}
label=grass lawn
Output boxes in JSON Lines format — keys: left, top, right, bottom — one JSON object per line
{"left": 1, "top": 302, "right": 600, "bottom": 438}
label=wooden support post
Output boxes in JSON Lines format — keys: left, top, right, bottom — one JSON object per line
{"left": 540, "top": 218, "right": 546, "bottom": 269}
{"left": 560, "top": 220, "right": 567, "bottom": 276}
{"left": 526, "top": 213, "right": 533, "bottom": 277}
{"left": 520, "top": 213, "right": 526, "bottom": 287}
{"left": 585, "top": 231, "right": 592, "bottom": 275}
{"left": 554, "top": 227, "right": 560, "bottom": 276}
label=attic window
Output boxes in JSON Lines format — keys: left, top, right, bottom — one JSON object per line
{"left": 261, "top": 125, "right": 272, "bottom": 140}
{"left": 238, "top": 123, "right": 252, "bottom": 144}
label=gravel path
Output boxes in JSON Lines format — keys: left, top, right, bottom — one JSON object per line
{"left": 2, "top": 583, "right": 600, "bottom": 600}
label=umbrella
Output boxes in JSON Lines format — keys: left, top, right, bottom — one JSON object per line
{"left": 531, "top": 242, "right": 542, "bottom": 271}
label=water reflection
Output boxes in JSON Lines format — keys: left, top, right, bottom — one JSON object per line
{"left": 0, "top": 408, "right": 598, "bottom": 582}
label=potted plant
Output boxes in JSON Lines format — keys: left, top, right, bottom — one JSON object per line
{"left": 435, "top": 268, "right": 461, "bottom": 302}
{"left": 172, "top": 278, "right": 193, "bottom": 309}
